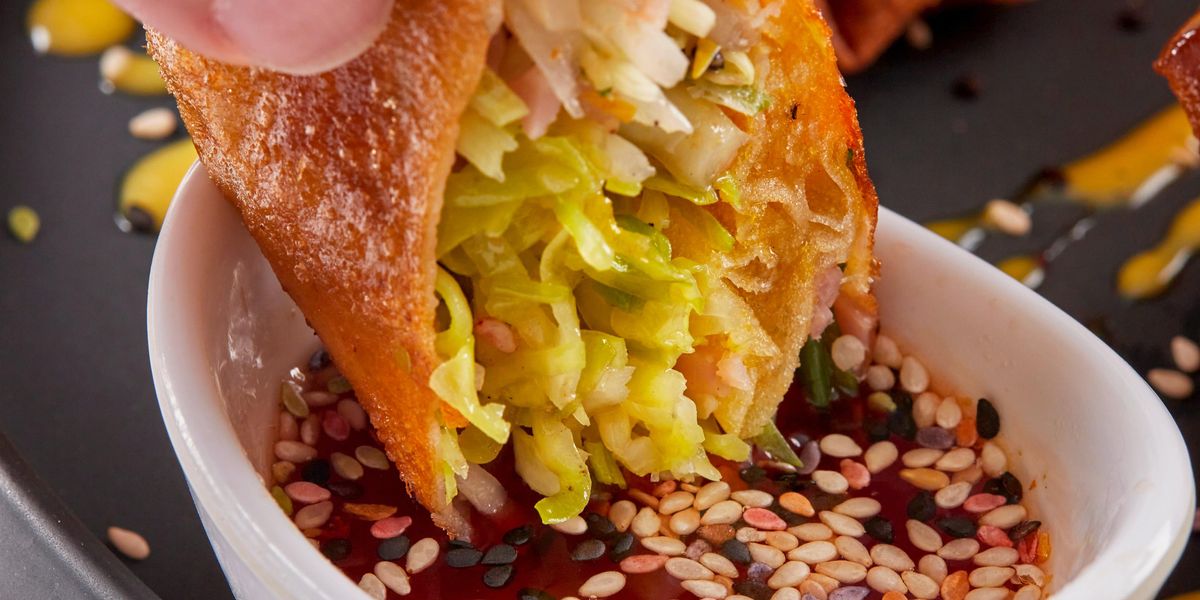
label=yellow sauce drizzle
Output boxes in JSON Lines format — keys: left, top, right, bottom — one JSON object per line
{"left": 118, "top": 138, "right": 198, "bottom": 231}
{"left": 995, "top": 255, "right": 1041, "bottom": 285}
{"left": 100, "top": 47, "right": 167, "bottom": 96}
{"left": 26, "top": 0, "right": 134, "bottom": 56}
{"left": 925, "top": 216, "right": 978, "bottom": 243}
{"left": 1117, "top": 198, "right": 1200, "bottom": 299}
{"left": 1060, "top": 104, "right": 1193, "bottom": 207}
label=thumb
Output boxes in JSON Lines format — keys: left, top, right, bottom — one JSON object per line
{"left": 116, "top": 0, "right": 394, "bottom": 75}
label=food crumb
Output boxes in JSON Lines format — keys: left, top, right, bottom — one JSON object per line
{"left": 905, "top": 20, "right": 932, "bottom": 50}
{"left": 7, "top": 205, "right": 40, "bottom": 243}
{"left": 107, "top": 526, "right": 150, "bottom": 560}
{"left": 951, "top": 74, "right": 982, "bottom": 101}
{"left": 981, "top": 199, "right": 1031, "bottom": 236}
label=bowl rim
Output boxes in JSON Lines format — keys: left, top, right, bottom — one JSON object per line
{"left": 148, "top": 164, "right": 1195, "bottom": 599}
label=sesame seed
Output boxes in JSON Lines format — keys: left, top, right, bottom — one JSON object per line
{"left": 981, "top": 199, "right": 1031, "bottom": 236}
{"left": 1148, "top": 368, "right": 1194, "bottom": 399}
{"left": 578, "top": 571, "right": 626, "bottom": 598}
{"left": 107, "top": 526, "right": 150, "bottom": 560}
{"left": 1172, "top": 335, "right": 1200, "bottom": 372}
{"left": 128, "top": 107, "right": 177, "bottom": 140}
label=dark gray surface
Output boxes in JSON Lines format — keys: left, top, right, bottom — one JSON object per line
{"left": 0, "top": 0, "right": 1196, "bottom": 598}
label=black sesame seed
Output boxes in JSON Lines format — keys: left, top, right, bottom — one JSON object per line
{"left": 482, "top": 564, "right": 514, "bottom": 588}
{"left": 503, "top": 525, "right": 533, "bottom": 546}
{"left": 976, "top": 398, "right": 1000, "bottom": 439}
{"left": 517, "top": 589, "right": 555, "bottom": 600}
{"left": 445, "top": 547, "right": 483, "bottom": 568}
{"left": 998, "top": 471, "right": 1023, "bottom": 503}
{"left": 448, "top": 539, "right": 475, "bottom": 550}
{"left": 807, "top": 492, "right": 842, "bottom": 513}
{"left": 585, "top": 513, "right": 616, "bottom": 539}
{"left": 609, "top": 532, "right": 635, "bottom": 561}
{"left": 907, "top": 491, "right": 936, "bottom": 522}
{"left": 937, "top": 516, "right": 977, "bottom": 539}
{"left": 865, "top": 419, "right": 890, "bottom": 443}
{"left": 864, "top": 516, "right": 894, "bottom": 543}
{"left": 721, "top": 539, "right": 752, "bottom": 564}
{"left": 732, "top": 579, "right": 772, "bottom": 600}
{"left": 319, "top": 538, "right": 351, "bottom": 561}
{"left": 1116, "top": 6, "right": 1145, "bottom": 32}
{"left": 481, "top": 543, "right": 518, "bottom": 565}
{"left": 301, "top": 459, "right": 331, "bottom": 485}
{"left": 327, "top": 481, "right": 362, "bottom": 499}
{"left": 308, "top": 348, "right": 331, "bottom": 371}
{"left": 888, "top": 408, "right": 917, "bottom": 440}
{"left": 746, "top": 562, "right": 773, "bottom": 581}
{"left": 891, "top": 390, "right": 914, "bottom": 411}
{"left": 571, "top": 539, "right": 606, "bottom": 562}
{"left": 377, "top": 535, "right": 410, "bottom": 561}
{"left": 1009, "top": 520, "right": 1041, "bottom": 542}
{"left": 740, "top": 465, "right": 767, "bottom": 484}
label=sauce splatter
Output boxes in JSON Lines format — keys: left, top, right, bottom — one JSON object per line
{"left": 26, "top": 0, "right": 134, "bottom": 56}
{"left": 1118, "top": 197, "right": 1200, "bottom": 299}
{"left": 117, "top": 138, "right": 197, "bottom": 232}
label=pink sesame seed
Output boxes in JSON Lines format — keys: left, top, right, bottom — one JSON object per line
{"left": 284, "top": 481, "right": 331, "bottom": 505}
{"left": 976, "top": 525, "right": 1013, "bottom": 548}
{"left": 322, "top": 410, "right": 350, "bottom": 441}
{"left": 964, "top": 493, "right": 1008, "bottom": 513}
{"left": 742, "top": 507, "right": 787, "bottom": 531}
{"left": 370, "top": 516, "right": 413, "bottom": 540}
{"left": 840, "top": 459, "right": 871, "bottom": 489}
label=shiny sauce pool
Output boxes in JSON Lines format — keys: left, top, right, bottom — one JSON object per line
{"left": 287, "top": 366, "right": 1041, "bottom": 600}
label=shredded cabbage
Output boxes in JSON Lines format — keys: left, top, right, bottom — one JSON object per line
{"left": 426, "top": 5, "right": 783, "bottom": 522}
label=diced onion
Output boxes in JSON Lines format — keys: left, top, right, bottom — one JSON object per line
{"left": 669, "top": 0, "right": 717, "bottom": 38}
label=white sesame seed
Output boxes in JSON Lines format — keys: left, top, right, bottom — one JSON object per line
{"left": 906, "top": 519, "right": 944, "bottom": 552}
{"left": 551, "top": 515, "right": 588, "bottom": 535}
{"left": 1014, "top": 563, "right": 1047, "bottom": 587}
{"left": 749, "top": 542, "right": 786, "bottom": 568}
{"left": 899, "top": 356, "right": 930, "bottom": 394}
{"left": 788, "top": 540, "right": 837, "bottom": 564}
{"left": 981, "top": 199, "right": 1031, "bottom": 236}
{"left": 610, "top": 500, "right": 636, "bottom": 532}
{"left": 736, "top": 526, "right": 766, "bottom": 543}
{"left": 680, "top": 579, "right": 727, "bottom": 599}
{"left": 902, "top": 570, "right": 940, "bottom": 599}
{"left": 373, "top": 561, "right": 410, "bottom": 595}
{"left": 694, "top": 481, "right": 731, "bottom": 510}
{"left": 1148, "top": 368, "right": 1194, "bottom": 399}
{"left": 357, "top": 573, "right": 386, "bottom": 600}
{"left": 641, "top": 536, "right": 687, "bottom": 556}
{"left": 765, "top": 531, "right": 799, "bottom": 551}
{"left": 869, "top": 544, "right": 914, "bottom": 572}
{"left": 831, "top": 335, "right": 866, "bottom": 371}
{"left": 700, "top": 552, "right": 739, "bottom": 578}
{"left": 659, "top": 491, "right": 696, "bottom": 515}
{"left": 935, "top": 397, "right": 963, "bottom": 429}
{"left": 873, "top": 334, "right": 903, "bottom": 368}
{"left": 814, "top": 560, "right": 868, "bottom": 584}
{"left": 812, "top": 470, "right": 849, "bottom": 494}
{"left": 665, "top": 557, "right": 714, "bottom": 581}
{"left": 819, "top": 434, "right": 863, "bottom": 458}
{"left": 670, "top": 508, "right": 701, "bottom": 536}
{"left": 902, "top": 448, "right": 944, "bottom": 469}
{"left": 107, "top": 526, "right": 150, "bottom": 560}
{"left": 980, "top": 442, "right": 1008, "bottom": 478}
{"left": 274, "top": 440, "right": 317, "bottom": 463}
{"left": 935, "top": 481, "right": 973, "bottom": 509}
{"left": 913, "top": 392, "right": 939, "bottom": 428}
{"left": 952, "top": 464, "right": 985, "bottom": 486}
{"left": 1173, "top": 336, "right": 1200, "bottom": 372}
{"left": 935, "top": 447, "right": 976, "bottom": 472}
{"left": 731, "top": 489, "right": 774, "bottom": 508}
{"left": 834, "top": 535, "right": 872, "bottom": 566}
{"left": 128, "top": 107, "right": 177, "bottom": 140}
{"left": 768, "top": 561, "right": 811, "bottom": 589}
{"left": 293, "top": 501, "right": 333, "bottom": 529}
{"left": 1014, "top": 584, "right": 1043, "bottom": 600}
{"left": 579, "top": 571, "right": 626, "bottom": 598}
{"left": 973, "top": 546, "right": 1019, "bottom": 567}
{"left": 405, "top": 537, "right": 439, "bottom": 574}
{"left": 789, "top": 522, "right": 834, "bottom": 542}
{"left": 969, "top": 566, "right": 1016, "bottom": 588}
{"left": 701, "top": 500, "right": 744, "bottom": 525}
{"left": 769, "top": 588, "right": 800, "bottom": 600}
{"left": 632, "top": 507, "right": 662, "bottom": 537}
{"left": 819, "top": 511, "right": 865, "bottom": 538}
{"left": 965, "top": 588, "right": 1012, "bottom": 600}
{"left": 979, "top": 504, "right": 1027, "bottom": 529}
{"left": 864, "top": 441, "right": 899, "bottom": 474}
{"left": 866, "top": 565, "right": 907, "bottom": 594}
{"left": 937, "top": 538, "right": 980, "bottom": 561}
{"left": 865, "top": 365, "right": 895, "bottom": 391}
{"left": 330, "top": 452, "right": 364, "bottom": 480}
{"left": 99, "top": 46, "right": 133, "bottom": 83}
{"left": 919, "top": 554, "right": 948, "bottom": 583}
{"left": 833, "top": 497, "right": 881, "bottom": 519}
{"left": 355, "top": 445, "right": 390, "bottom": 470}
{"left": 337, "top": 398, "right": 368, "bottom": 429}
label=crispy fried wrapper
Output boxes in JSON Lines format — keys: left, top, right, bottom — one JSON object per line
{"left": 150, "top": 0, "right": 877, "bottom": 531}
{"left": 1158, "top": 11, "right": 1200, "bottom": 135}
{"left": 149, "top": 0, "right": 501, "bottom": 531}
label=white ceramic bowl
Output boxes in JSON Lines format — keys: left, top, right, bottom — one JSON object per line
{"left": 149, "top": 165, "right": 1194, "bottom": 599}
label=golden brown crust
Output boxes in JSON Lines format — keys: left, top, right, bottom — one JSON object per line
{"left": 1157, "top": 11, "right": 1200, "bottom": 135}
{"left": 718, "top": 0, "right": 879, "bottom": 437}
{"left": 148, "top": 0, "right": 501, "bottom": 523}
